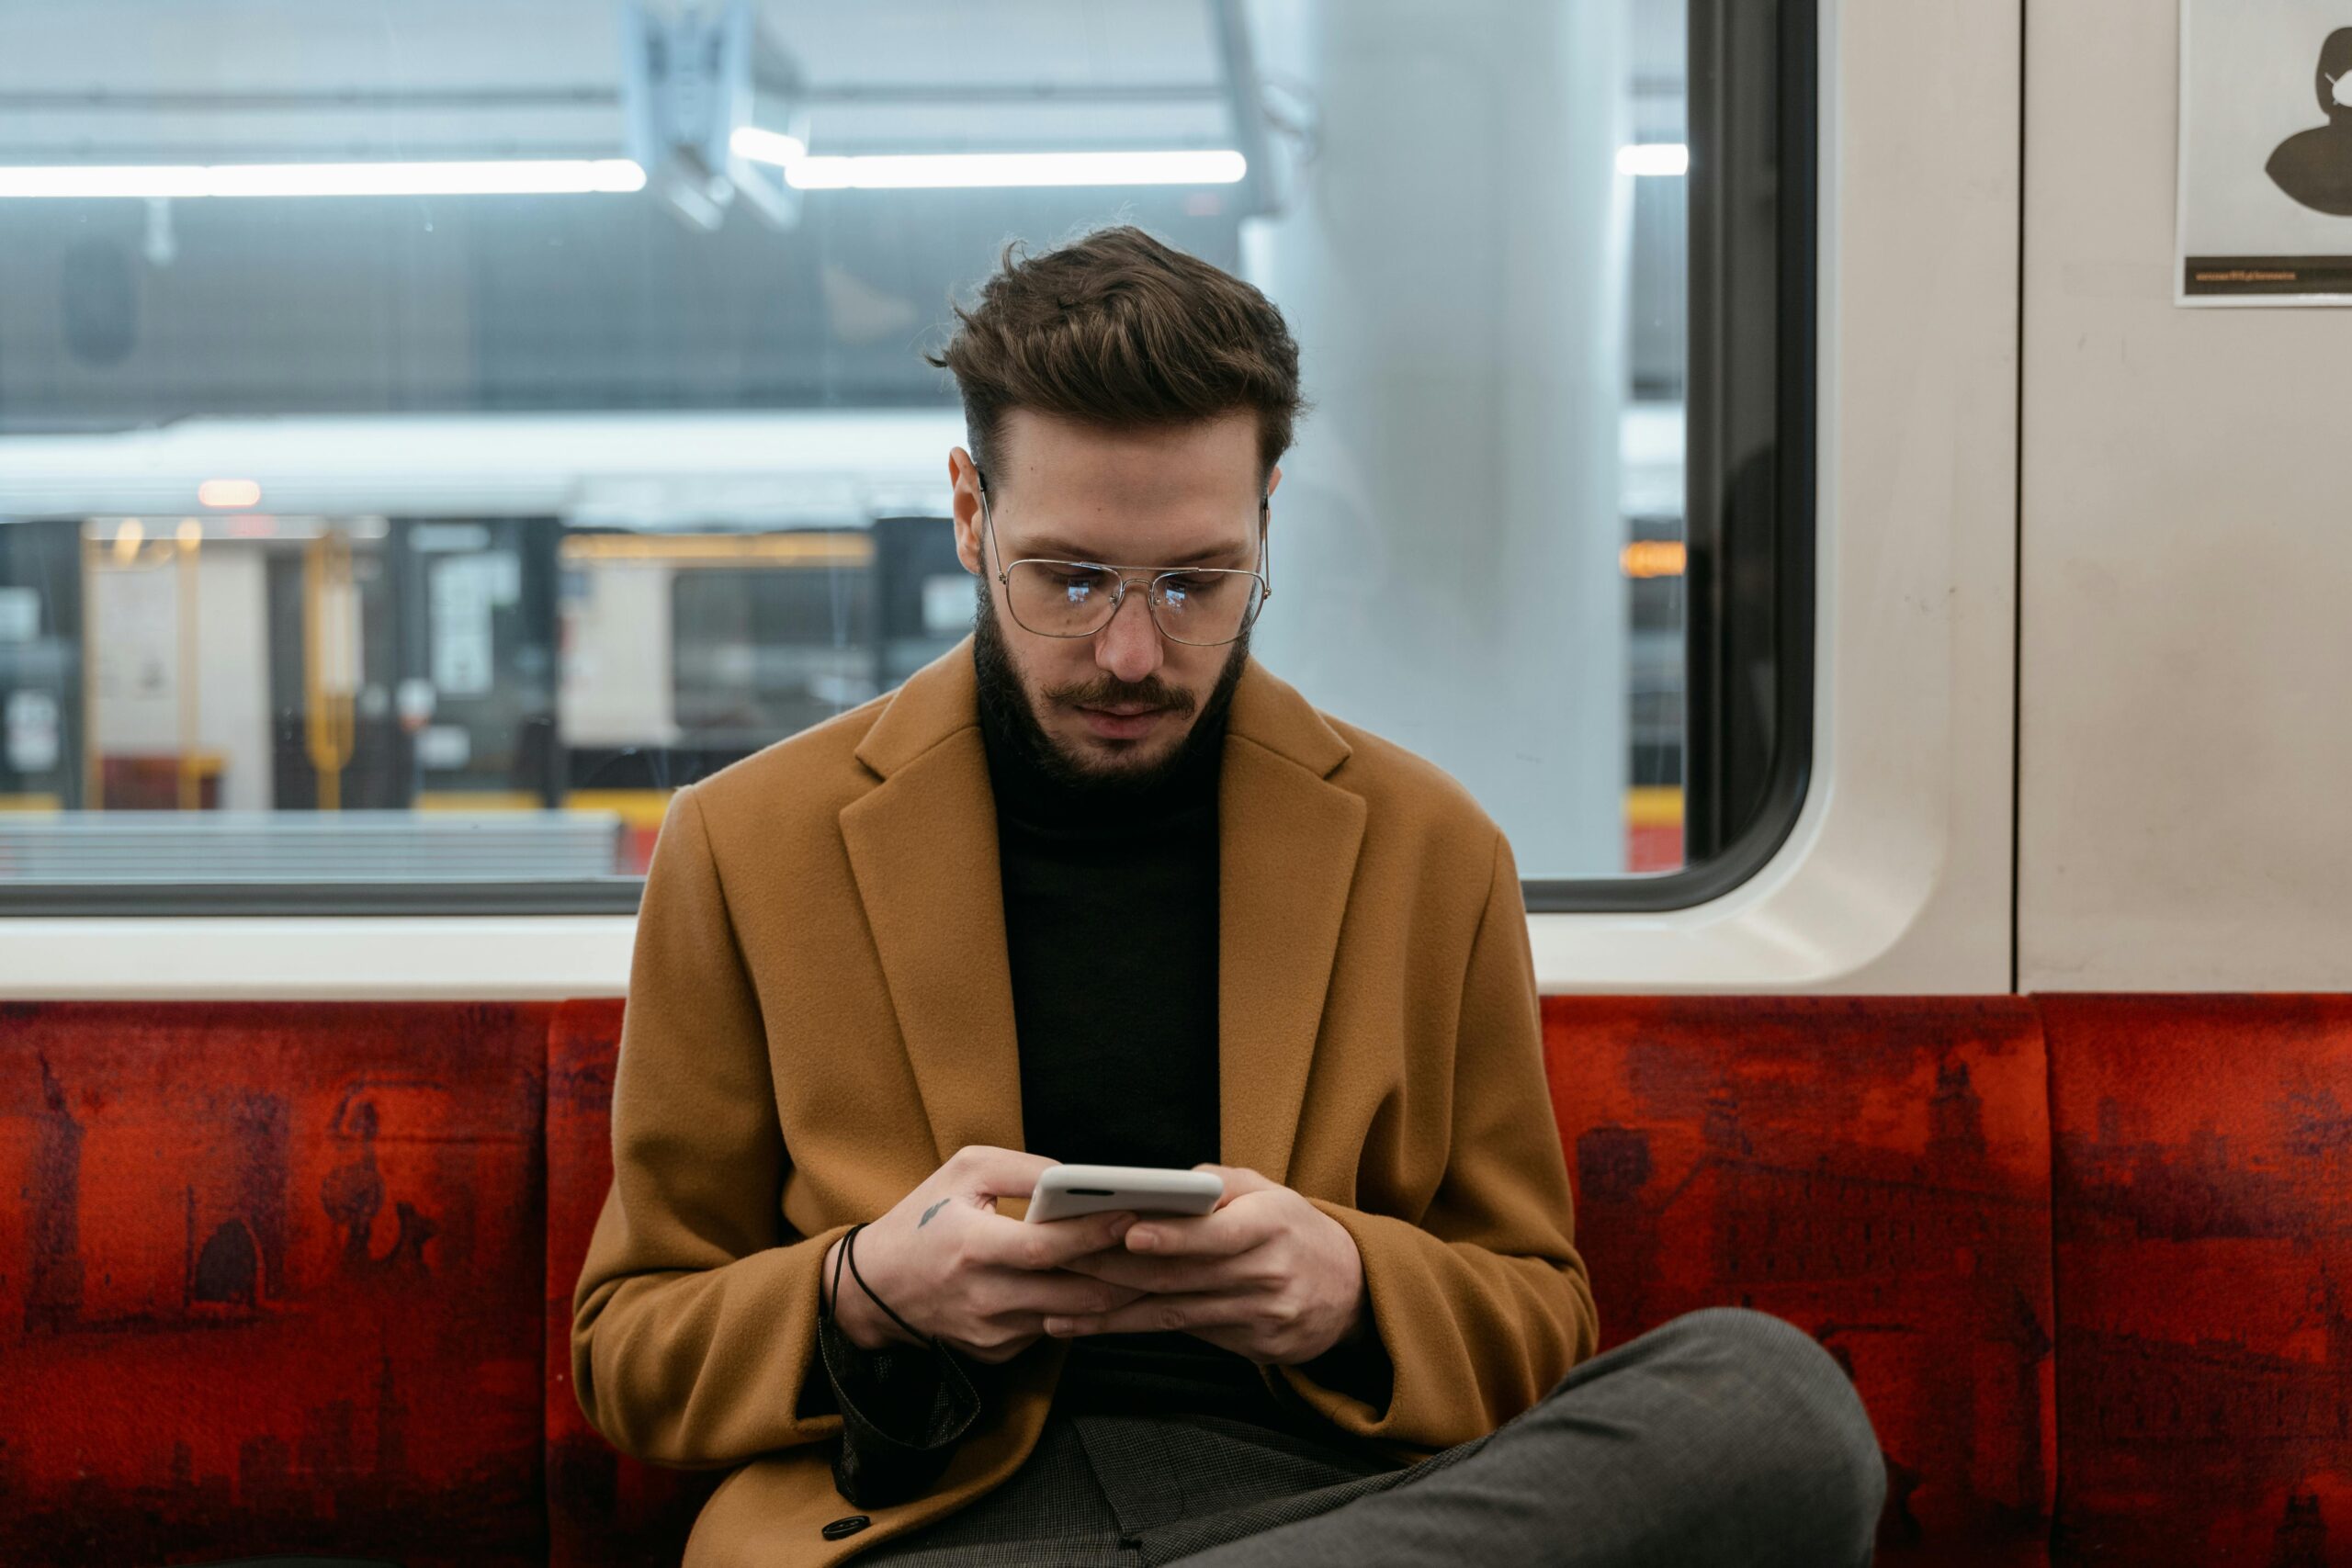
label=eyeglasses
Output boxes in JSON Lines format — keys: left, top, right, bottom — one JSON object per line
{"left": 977, "top": 471, "right": 1271, "bottom": 648}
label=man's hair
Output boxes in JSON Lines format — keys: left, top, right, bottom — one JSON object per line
{"left": 925, "top": 225, "right": 1305, "bottom": 486}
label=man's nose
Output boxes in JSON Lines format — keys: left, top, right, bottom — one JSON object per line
{"left": 1093, "top": 588, "right": 1163, "bottom": 684}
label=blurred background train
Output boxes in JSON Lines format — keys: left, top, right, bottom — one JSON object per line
{"left": 0, "top": 462, "right": 981, "bottom": 874}
{"left": 5, "top": 1, "right": 2350, "bottom": 1565}
{"left": 0, "top": 414, "right": 1687, "bottom": 879}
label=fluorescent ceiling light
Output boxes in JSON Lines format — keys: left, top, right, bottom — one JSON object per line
{"left": 785, "top": 150, "right": 1247, "bottom": 190}
{"left": 0, "top": 160, "right": 647, "bottom": 198}
{"left": 729, "top": 127, "right": 809, "bottom": 167}
{"left": 1616, "top": 143, "right": 1690, "bottom": 177}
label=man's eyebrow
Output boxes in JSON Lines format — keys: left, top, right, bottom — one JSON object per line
{"left": 1020, "top": 538, "right": 1250, "bottom": 568}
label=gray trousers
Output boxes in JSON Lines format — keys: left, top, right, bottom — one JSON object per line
{"left": 857, "top": 1308, "right": 1887, "bottom": 1567}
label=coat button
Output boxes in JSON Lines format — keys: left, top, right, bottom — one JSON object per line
{"left": 821, "top": 1516, "right": 871, "bottom": 1540}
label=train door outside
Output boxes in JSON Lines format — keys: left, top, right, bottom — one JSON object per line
{"left": 264, "top": 525, "right": 405, "bottom": 810}
{"left": 0, "top": 520, "right": 84, "bottom": 811}
{"left": 384, "top": 517, "right": 563, "bottom": 812}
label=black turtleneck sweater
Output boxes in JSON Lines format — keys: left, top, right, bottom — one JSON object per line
{"left": 983, "top": 701, "right": 1223, "bottom": 1172}
{"left": 978, "top": 689, "right": 1300, "bottom": 1423}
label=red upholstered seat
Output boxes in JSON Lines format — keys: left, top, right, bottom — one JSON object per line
{"left": 1543, "top": 997, "right": 2057, "bottom": 1568}
{"left": 6, "top": 993, "right": 2346, "bottom": 1566}
{"left": 2043, "top": 996, "right": 2352, "bottom": 1568}
{"left": 0, "top": 1002, "right": 551, "bottom": 1568}
{"left": 543, "top": 998, "right": 719, "bottom": 1566}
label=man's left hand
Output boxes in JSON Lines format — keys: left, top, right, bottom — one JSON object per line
{"left": 1046, "top": 1164, "right": 1368, "bottom": 1365}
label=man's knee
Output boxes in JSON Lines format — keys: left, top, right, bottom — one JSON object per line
{"left": 1650, "top": 1308, "right": 1886, "bottom": 1553}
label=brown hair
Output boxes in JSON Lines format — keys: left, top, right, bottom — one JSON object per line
{"left": 926, "top": 225, "right": 1305, "bottom": 487}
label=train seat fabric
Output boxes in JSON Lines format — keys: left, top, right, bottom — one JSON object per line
{"left": 1542, "top": 997, "right": 2057, "bottom": 1567}
{"left": 543, "top": 998, "right": 719, "bottom": 1565}
{"left": 2043, "top": 995, "right": 2352, "bottom": 1568}
{"left": 1, "top": 993, "right": 2345, "bottom": 1565}
{"left": 0, "top": 1002, "right": 551, "bottom": 1568}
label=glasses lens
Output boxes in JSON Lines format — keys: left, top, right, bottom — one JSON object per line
{"left": 1007, "top": 560, "right": 1123, "bottom": 636}
{"left": 1151, "top": 571, "right": 1264, "bottom": 646}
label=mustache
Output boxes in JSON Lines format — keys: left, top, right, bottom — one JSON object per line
{"left": 1041, "top": 673, "right": 1196, "bottom": 717}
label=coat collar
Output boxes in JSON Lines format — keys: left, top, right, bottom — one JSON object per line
{"left": 840, "top": 640, "right": 1364, "bottom": 1182}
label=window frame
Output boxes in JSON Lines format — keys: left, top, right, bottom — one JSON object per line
{"left": 1527, "top": 0, "right": 1817, "bottom": 914}
{"left": 1, "top": 0, "right": 1817, "bottom": 920}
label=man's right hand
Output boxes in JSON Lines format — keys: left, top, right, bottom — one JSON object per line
{"left": 822, "top": 1145, "right": 1147, "bottom": 1363}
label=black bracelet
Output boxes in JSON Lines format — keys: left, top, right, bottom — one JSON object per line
{"left": 836, "top": 1222, "right": 930, "bottom": 1346}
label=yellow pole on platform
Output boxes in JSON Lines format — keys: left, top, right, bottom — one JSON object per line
{"left": 81, "top": 525, "right": 105, "bottom": 811}
{"left": 303, "top": 530, "right": 356, "bottom": 811}
{"left": 175, "top": 518, "right": 203, "bottom": 811}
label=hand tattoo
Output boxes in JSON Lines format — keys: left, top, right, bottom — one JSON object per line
{"left": 919, "top": 1198, "right": 950, "bottom": 1228}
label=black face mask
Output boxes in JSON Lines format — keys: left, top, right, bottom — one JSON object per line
{"left": 816, "top": 1226, "right": 983, "bottom": 1508}
{"left": 972, "top": 583, "right": 1250, "bottom": 806}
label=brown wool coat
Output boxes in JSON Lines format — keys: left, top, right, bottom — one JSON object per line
{"left": 571, "top": 640, "right": 1598, "bottom": 1567}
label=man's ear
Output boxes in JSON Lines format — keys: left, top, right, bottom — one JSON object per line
{"left": 948, "top": 446, "right": 986, "bottom": 576}
{"left": 1264, "top": 462, "right": 1283, "bottom": 504}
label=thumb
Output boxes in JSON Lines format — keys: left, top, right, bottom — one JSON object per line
{"left": 1193, "top": 1163, "right": 1275, "bottom": 1206}
{"left": 950, "top": 1145, "right": 1059, "bottom": 1199}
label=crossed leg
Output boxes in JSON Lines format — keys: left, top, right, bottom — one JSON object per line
{"left": 1155, "top": 1308, "right": 1887, "bottom": 1568}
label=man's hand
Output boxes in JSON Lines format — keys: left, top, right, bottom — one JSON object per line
{"left": 823, "top": 1145, "right": 1148, "bottom": 1363}
{"left": 1046, "top": 1165, "right": 1368, "bottom": 1365}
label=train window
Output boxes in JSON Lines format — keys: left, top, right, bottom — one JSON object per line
{"left": 0, "top": 0, "right": 1810, "bottom": 915}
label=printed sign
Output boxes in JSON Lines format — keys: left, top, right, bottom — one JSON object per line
{"left": 5, "top": 689, "right": 61, "bottom": 774}
{"left": 429, "top": 556, "right": 496, "bottom": 697}
{"left": 415, "top": 724, "right": 472, "bottom": 772}
{"left": 0, "top": 586, "right": 39, "bottom": 644}
{"left": 2179, "top": 0, "right": 2352, "bottom": 302}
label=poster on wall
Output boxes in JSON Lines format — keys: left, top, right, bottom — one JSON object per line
{"left": 2178, "top": 0, "right": 2352, "bottom": 303}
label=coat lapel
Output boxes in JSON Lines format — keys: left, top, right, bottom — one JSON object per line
{"left": 1217, "top": 664, "right": 1366, "bottom": 1185}
{"left": 841, "top": 645, "right": 1026, "bottom": 1164}
{"left": 840, "top": 646, "right": 1365, "bottom": 1184}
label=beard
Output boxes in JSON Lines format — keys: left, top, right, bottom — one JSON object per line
{"left": 972, "top": 585, "right": 1250, "bottom": 801}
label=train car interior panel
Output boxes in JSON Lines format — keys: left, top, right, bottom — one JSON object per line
{"left": 1, "top": 1, "right": 2346, "bottom": 1565}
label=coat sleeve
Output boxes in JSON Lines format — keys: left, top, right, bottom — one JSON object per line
{"left": 1275, "top": 830, "right": 1600, "bottom": 1453}
{"left": 571, "top": 784, "right": 852, "bottom": 1466}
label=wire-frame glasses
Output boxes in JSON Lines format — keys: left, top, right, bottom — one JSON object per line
{"left": 978, "top": 474, "right": 1271, "bottom": 648}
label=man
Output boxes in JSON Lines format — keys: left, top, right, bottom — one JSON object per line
{"left": 572, "top": 226, "right": 1884, "bottom": 1567}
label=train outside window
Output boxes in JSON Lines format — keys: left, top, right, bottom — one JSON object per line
{"left": 0, "top": 0, "right": 1805, "bottom": 915}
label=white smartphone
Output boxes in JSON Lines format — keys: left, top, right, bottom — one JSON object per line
{"left": 1024, "top": 1163, "right": 1225, "bottom": 1224}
